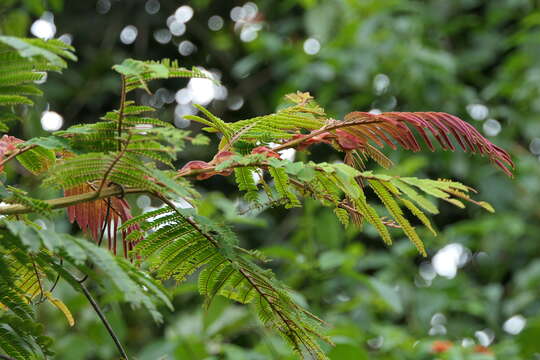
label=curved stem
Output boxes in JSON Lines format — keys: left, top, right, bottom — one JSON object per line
{"left": 30, "top": 255, "right": 45, "bottom": 303}
{"left": 118, "top": 75, "right": 127, "bottom": 152}
{"left": 271, "top": 119, "right": 384, "bottom": 153}
{"left": 0, "top": 145, "right": 37, "bottom": 167}
{"left": 80, "top": 283, "right": 129, "bottom": 360}
{"left": 97, "top": 135, "right": 131, "bottom": 195}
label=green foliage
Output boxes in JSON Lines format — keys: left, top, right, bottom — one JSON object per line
{"left": 214, "top": 153, "right": 492, "bottom": 257}
{"left": 122, "top": 206, "right": 331, "bottom": 359}
{"left": 0, "top": 219, "right": 172, "bottom": 358}
{"left": 113, "top": 58, "right": 214, "bottom": 93}
{"left": 188, "top": 92, "right": 326, "bottom": 149}
{"left": 0, "top": 36, "right": 75, "bottom": 131}
{"left": 4, "top": 186, "right": 51, "bottom": 216}
{"left": 16, "top": 146, "right": 55, "bottom": 174}
{"left": 0, "top": 9, "right": 517, "bottom": 358}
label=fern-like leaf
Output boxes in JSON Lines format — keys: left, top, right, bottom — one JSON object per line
{"left": 0, "top": 36, "right": 75, "bottom": 131}
{"left": 122, "top": 206, "right": 332, "bottom": 359}
{"left": 339, "top": 111, "right": 514, "bottom": 176}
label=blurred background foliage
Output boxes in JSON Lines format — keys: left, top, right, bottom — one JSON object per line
{"left": 1, "top": 0, "right": 540, "bottom": 359}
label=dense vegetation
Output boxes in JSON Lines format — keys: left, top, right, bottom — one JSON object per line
{"left": 1, "top": 1, "right": 539, "bottom": 359}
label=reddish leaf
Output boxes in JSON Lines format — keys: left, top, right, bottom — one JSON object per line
{"left": 211, "top": 151, "right": 236, "bottom": 177}
{"left": 179, "top": 160, "right": 215, "bottom": 180}
{"left": 251, "top": 146, "right": 281, "bottom": 159}
{"left": 212, "top": 150, "right": 235, "bottom": 163}
{"left": 65, "top": 184, "right": 139, "bottom": 258}
{"left": 0, "top": 135, "right": 23, "bottom": 172}
{"left": 335, "top": 129, "right": 364, "bottom": 150}
{"left": 341, "top": 111, "right": 514, "bottom": 176}
{"left": 292, "top": 131, "right": 332, "bottom": 150}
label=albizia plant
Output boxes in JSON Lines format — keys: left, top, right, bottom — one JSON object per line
{"left": 0, "top": 37, "right": 513, "bottom": 360}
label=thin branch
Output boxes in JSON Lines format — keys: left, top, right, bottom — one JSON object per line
{"left": 118, "top": 74, "right": 127, "bottom": 152}
{"left": 80, "top": 283, "right": 129, "bottom": 360}
{"left": 48, "top": 258, "right": 62, "bottom": 294}
{"left": 155, "top": 193, "right": 221, "bottom": 248}
{"left": 0, "top": 119, "right": 384, "bottom": 217}
{"left": 30, "top": 255, "right": 45, "bottom": 304}
{"left": 0, "top": 185, "right": 145, "bottom": 216}
{"left": 289, "top": 178, "right": 400, "bottom": 228}
{"left": 0, "top": 145, "right": 37, "bottom": 167}
{"left": 97, "top": 135, "right": 131, "bottom": 195}
{"left": 155, "top": 194, "right": 313, "bottom": 353}
{"left": 175, "top": 161, "right": 268, "bottom": 178}
{"left": 271, "top": 119, "right": 384, "bottom": 153}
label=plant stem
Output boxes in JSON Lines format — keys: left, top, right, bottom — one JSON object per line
{"left": 0, "top": 185, "right": 145, "bottom": 215}
{"left": 80, "top": 283, "right": 129, "bottom": 360}
{"left": 118, "top": 74, "right": 127, "bottom": 152}
{"left": 97, "top": 135, "right": 131, "bottom": 195}
{"left": 0, "top": 145, "right": 37, "bottom": 167}
{"left": 30, "top": 255, "right": 45, "bottom": 303}
{"left": 271, "top": 118, "right": 384, "bottom": 153}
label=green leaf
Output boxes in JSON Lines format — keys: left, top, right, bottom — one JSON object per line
{"left": 0, "top": 95, "right": 33, "bottom": 106}
{"left": 17, "top": 146, "right": 55, "bottom": 174}
{"left": 24, "top": 136, "right": 72, "bottom": 150}
{"left": 0, "top": 36, "right": 76, "bottom": 67}
{"left": 113, "top": 58, "right": 168, "bottom": 77}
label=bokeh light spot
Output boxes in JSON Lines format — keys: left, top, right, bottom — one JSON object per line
{"left": 188, "top": 73, "right": 215, "bottom": 105}
{"left": 208, "top": 15, "right": 224, "bottom": 31}
{"left": 175, "top": 5, "right": 194, "bottom": 23}
{"left": 503, "top": 315, "right": 526, "bottom": 335}
{"left": 96, "top": 0, "right": 111, "bottom": 14}
{"left": 30, "top": 17, "right": 56, "bottom": 40}
{"left": 169, "top": 21, "right": 186, "bottom": 36}
{"left": 467, "top": 103, "right": 489, "bottom": 121}
{"left": 58, "top": 33, "right": 73, "bottom": 45}
{"left": 432, "top": 243, "right": 470, "bottom": 279}
{"left": 230, "top": 6, "right": 245, "bottom": 21}
{"left": 178, "top": 40, "right": 196, "bottom": 56}
{"left": 227, "top": 95, "right": 244, "bottom": 111}
{"left": 153, "top": 28, "right": 172, "bottom": 44}
{"left": 475, "top": 329, "right": 495, "bottom": 347}
{"left": 303, "top": 38, "right": 320, "bottom": 55}
{"left": 40, "top": 111, "right": 63, "bottom": 132}
{"left": 145, "top": 0, "right": 160, "bottom": 15}
{"left": 373, "top": 73, "right": 390, "bottom": 95}
{"left": 240, "top": 26, "right": 258, "bottom": 42}
{"left": 483, "top": 118, "right": 501, "bottom": 136}
{"left": 529, "top": 138, "right": 540, "bottom": 155}
{"left": 120, "top": 25, "right": 138, "bottom": 44}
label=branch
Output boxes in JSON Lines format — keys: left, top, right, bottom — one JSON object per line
{"left": 0, "top": 145, "right": 37, "bottom": 167}
{"left": 30, "top": 255, "right": 45, "bottom": 303}
{"left": 0, "top": 185, "right": 145, "bottom": 215}
{"left": 80, "top": 283, "right": 129, "bottom": 360}
{"left": 271, "top": 119, "right": 384, "bottom": 152}
{"left": 97, "top": 135, "right": 131, "bottom": 195}
{"left": 289, "top": 178, "right": 400, "bottom": 229}
{"left": 117, "top": 74, "right": 127, "bottom": 152}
